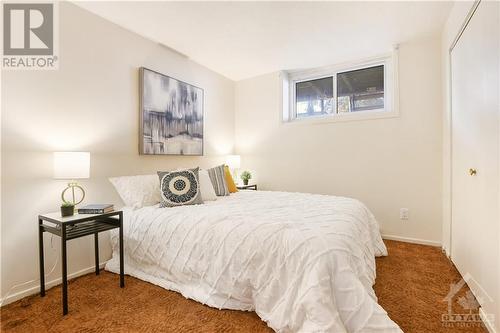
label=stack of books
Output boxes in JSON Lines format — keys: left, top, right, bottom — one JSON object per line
{"left": 77, "top": 204, "right": 114, "bottom": 214}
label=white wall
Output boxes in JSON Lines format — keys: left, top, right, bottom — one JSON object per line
{"left": 0, "top": 2, "right": 235, "bottom": 304}
{"left": 235, "top": 34, "right": 443, "bottom": 245}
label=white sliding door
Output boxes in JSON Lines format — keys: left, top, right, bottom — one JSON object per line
{"left": 451, "top": 0, "right": 499, "bottom": 328}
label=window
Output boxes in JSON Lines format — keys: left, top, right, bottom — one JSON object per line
{"left": 283, "top": 55, "right": 397, "bottom": 122}
{"left": 295, "top": 77, "right": 334, "bottom": 118}
{"left": 337, "top": 65, "right": 384, "bottom": 113}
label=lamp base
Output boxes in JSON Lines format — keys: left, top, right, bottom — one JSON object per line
{"left": 61, "top": 182, "right": 85, "bottom": 206}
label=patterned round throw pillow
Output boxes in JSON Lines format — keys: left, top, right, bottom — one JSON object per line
{"left": 157, "top": 168, "right": 204, "bottom": 207}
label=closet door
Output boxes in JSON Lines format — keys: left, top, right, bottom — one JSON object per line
{"left": 451, "top": 0, "right": 499, "bottom": 315}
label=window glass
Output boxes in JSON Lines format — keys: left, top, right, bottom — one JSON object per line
{"left": 295, "top": 77, "right": 334, "bottom": 117}
{"left": 337, "top": 65, "right": 384, "bottom": 113}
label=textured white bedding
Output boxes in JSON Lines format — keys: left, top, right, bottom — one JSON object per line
{"left": 106, "top": 191, "right": 402, "bottom": 332}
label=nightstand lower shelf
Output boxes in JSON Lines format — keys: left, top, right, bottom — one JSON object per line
{"left": 66, "top": 219, "right": 120, "bottom": 240}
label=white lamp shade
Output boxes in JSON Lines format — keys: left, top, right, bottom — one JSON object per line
{"left": 226, "top": 155, "right": 241, "bottom": 169}
{"left": 53, "top": 152, "right": 90, "bottom": 179}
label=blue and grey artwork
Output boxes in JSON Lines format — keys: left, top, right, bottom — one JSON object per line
{"left": 141, "top": 68, "right": 203, "bottom": 155}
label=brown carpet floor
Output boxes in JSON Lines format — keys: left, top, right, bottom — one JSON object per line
{"left": 1, "top": 240, "right": 488, "bottom": 333}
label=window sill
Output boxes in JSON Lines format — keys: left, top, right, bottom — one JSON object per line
{"left": 282, "top": 109, "right": 399, "bottom": 125}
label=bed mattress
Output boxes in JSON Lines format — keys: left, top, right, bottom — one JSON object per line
{"left": 106, "top": 190, "right": 401, "bottom": 332}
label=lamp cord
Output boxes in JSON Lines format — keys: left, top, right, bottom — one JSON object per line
{"left": 0, "top": 234, "right": 59, "bottom": 306}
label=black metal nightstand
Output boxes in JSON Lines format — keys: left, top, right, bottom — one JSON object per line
{"left": 237, "top": 184, "right": 258, "bottom": 190}
{"left": 38, "top": 211, "right": 124, "bottom": 315}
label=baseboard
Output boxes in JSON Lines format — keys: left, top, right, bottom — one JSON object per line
{"left": 1, "top": 262, "right": 106, "bottom": 306}
{"left": 381, "top": 234, "right": 441, "bottom": 247}
{"left": 479, "top": 308, "right": 498, "bottom": 333}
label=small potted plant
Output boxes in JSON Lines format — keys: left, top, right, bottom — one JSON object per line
{"left": 240, "top": 171, "right": 252, "bottom": 186}
{"left": 60, "top": 201, "right": 75, "bottom": 217}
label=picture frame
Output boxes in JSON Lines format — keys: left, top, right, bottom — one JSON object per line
{"left": 139, "top": 67, "right": 204, "bottom": 155}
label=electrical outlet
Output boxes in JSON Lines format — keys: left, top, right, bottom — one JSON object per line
{"left": 400, "top": 208, "right": 409, "bottom": 220}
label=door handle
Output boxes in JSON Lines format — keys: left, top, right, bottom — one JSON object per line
{"left": 469, "top": 168, "right": 477, "bottom": 176}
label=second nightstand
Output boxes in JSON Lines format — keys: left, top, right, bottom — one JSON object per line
{"left": 237, "top": 184, "right": 258, "bottom": 191}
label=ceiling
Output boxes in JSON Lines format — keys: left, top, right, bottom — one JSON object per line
{"left": 75, "top": 1, "right": 453, "bottom": 81}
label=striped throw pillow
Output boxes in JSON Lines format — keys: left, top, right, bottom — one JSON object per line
{"left": 207, "top": 164, "right": 229, "bottom": 196}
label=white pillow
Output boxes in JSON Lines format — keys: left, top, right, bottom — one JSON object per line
{"left": 109, "top": 174, "right": 160, "bottom": 208}
{"left": 199, "top": 169, "right": 217, "bottom": 201}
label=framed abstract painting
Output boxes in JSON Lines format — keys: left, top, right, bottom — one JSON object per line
{"left": 139, "top": 67, "right": 204, "bottom": 155}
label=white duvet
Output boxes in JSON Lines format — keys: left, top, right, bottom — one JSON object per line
{"left": 106, "top": 191, "right": 402, "bottom": 333}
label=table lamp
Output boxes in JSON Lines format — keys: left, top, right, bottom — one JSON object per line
{"left": 53, "top": 152, "right": 90, "bottom": 205}
{"left": 226, "top": 155, "right": 241, "bottom": 182}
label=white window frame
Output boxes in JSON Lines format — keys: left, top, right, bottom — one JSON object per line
{"left": 281, "top": 50, "right": 399, "bottom": 124}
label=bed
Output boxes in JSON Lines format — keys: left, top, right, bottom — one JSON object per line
{"left": 106, "top": 190, "right": 402, "bottom": 332}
